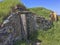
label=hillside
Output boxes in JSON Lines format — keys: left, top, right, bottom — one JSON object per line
{"left": 29, "top": 7, "right": 60, "bottom": 45}
{"left": 0, "top": 0, "right": 23, "bottom": 23}
{"left": 29, "top": 7, "right": 51, "bottom": 18}
{"left": 0, "top": 0, "right": 60, "bottom": 45}
{"left": 14, "top": 8, "right": 60, "bottom": 45}
{"left": 0, "top": 0, "right": 51, "bottom": 23}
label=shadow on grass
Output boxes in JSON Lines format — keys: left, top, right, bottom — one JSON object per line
{"left": 29, "top": 30, "right": 39, "bottom": 41}
{"left": 13, "top": 40, "right": 27, "bottom": 45}
{"left": 13, "top": 30, "right": 40, "bottom": 45}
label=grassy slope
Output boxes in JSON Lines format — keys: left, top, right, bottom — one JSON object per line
{"left": 29, "top": 8, "right": 60, "bottom": 45}
{"left": 0, "top": 0, "right": 22, "bottom": 23}
{"left": 14, "top": 7, "right": 60, "bottom": 45}
{"left": 0, "top": 0, "right": 60, "bottom": 45}
{"left": 37, "top": 21, "right": 60, "bottom": 45}
{"left": 29, "top": 7, "right": 51, "bottom": 19}
{"left": 14, "top": 22, "right": 60, "bottom": 45}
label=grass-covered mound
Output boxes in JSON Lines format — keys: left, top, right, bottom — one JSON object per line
{"left": 29, "top": 7, "right": 60, "bottom": 45}
{"left": 29, "top": 7, "right": 51, "bottom": 18}
{"left": 37, "top": 20, "right": 60, "bottom": 45}
{"left": 0, "top": 0, "right": 60, "bottom": 45}
{"left": 0, "top": 0, "right": 23, "bottom": 23}
{"left": 14, "top": 7, "right": 60, "bottom": 45}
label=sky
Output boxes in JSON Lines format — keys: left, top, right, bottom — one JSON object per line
{"left": 0, "top": 0, "right": 60, "bottom": 15}
{"left": 0, "top": 0, "right": 2, "bottom": 2}
{"left": 21, "top": 0, "right": 60, "bottom": 15}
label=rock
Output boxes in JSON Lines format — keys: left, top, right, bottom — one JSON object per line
{"left": 36, "top": 16, "right": 53, "bottom": 30}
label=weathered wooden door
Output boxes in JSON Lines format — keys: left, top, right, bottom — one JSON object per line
{"left": 20, "top": 14, "right": 27, "bottom": 40}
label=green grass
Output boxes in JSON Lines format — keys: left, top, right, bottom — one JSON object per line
{"left": 14, "top": 8, "right": 60, "bottom": 45}
{"left": 28, "top": 7, "right": 60, "bottom": 45}
{"left": 14, "top": 40, "right": 27, "bottom": 45}
{"left": 0, "top": 0, "right": 22, "bottom": 23}
{"left": 37, "top": 19, "right": 60, "bottom": 45}
{"left": 0, "top": 0, "right": 60, "bottom": 45}
{"left": 29, "top": 7, "right": 51, "bottom": 19}
{"left": 14, "top": 19, "right": 60, "bottom": 45}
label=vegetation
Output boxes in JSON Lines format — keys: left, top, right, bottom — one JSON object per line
{"left": 0, "top": 0, "right": 60, "bottom": 45}
{"left": 14, "top": 7, "right": 60, "bottom": 45}
{"left": 29, "top": 7, "right": 60, "bottom": 45}
{"left": 29, "top": 7, "right": 51, "bottom": 19}
{"left": 37, "top": 21, "right": 60, "bottom": 45}
{"left": 0, "top": 0, "right": 22, "bottom": 23}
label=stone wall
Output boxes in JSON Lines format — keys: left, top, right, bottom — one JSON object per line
{"left": 0, "top": 26, "right": 14, "bottom": 45}
{"left": 0, "top": 7, "right": 53, "bottom": 45}
{"left": 36, "top": 16, "right": 53, "bottom": 30}
{"left": 0, "top": 11, "right": 37, "bottom": 45}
